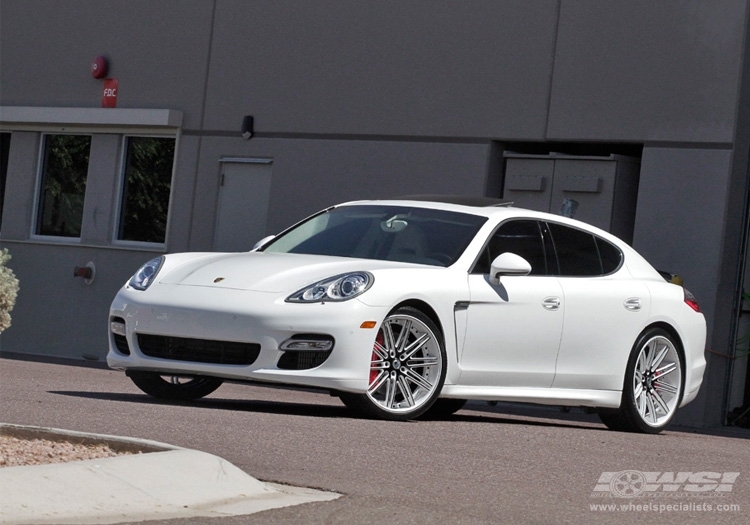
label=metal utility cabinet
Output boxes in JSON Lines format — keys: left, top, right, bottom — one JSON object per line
{"left": 502, "top": 153, "right": 640, "bottom": 243}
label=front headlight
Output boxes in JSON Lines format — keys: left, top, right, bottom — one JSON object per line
{"left": 128, "top": 257, "right": 164, "bottom": 291}
{"left": 287, "top": 272, "right": 373, "bottom": 303}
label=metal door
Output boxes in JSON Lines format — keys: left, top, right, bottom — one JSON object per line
{"left": 214, "top": 158, "right": 272, "bottom": 252}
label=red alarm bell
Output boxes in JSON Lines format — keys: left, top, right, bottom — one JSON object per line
{"left": 91, "top": 56, "right": 108, "bottom": 79}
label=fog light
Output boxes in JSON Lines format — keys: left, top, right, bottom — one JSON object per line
{"left": 110, "top": 321, "right": 126, "bottom": 336}
{"left": 280, "top": 335, "right": 334, "bottom": 352}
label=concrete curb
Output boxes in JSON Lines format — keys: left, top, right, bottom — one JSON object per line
{"left": 0, "top": 424, "right": 339, "bottom": 525}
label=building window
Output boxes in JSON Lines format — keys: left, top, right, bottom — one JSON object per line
{"left": 0, "top": 133, "right": 10, "bottom": 230}
{"left": 35, "top": 134, "right": 91, "bottom": 237}
{"left": 117, "top": 136, "right": 175, "bottom": 243}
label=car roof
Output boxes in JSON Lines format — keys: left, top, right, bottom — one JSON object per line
{"left": 339, "top": 195, "right": 530, "bottom": 219}
{"left": 338, "top": 196, "right": 622, "bottom": 239}
{"left": 395, "top": 194, "right": 512, "bottom": 208}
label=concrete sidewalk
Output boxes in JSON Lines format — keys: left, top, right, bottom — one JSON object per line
{"left": 0, "top": 424, "right": 339, "bottom": 525}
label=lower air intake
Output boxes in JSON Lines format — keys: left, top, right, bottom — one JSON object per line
{"left": 277, "top": 349, "right": 332, "bottom": 370}
{"left": 137, "top": 334, "right": 260, "bottom": 365}
{"left": 113, "top": 334, "right": 130, "bottom": 355}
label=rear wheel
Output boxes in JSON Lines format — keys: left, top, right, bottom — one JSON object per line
{"left": 127, "top": 371, "right": 223, "bottom": 401}
{"left": 340, "top": 306, "right": 446, "bottom": 421}
{"left": 598, "top": 328, "right": 684, "bottom": 433}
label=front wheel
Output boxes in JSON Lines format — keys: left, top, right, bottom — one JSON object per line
{"left": 418, "top": 398, "right": 467, "bottom": 420}
{"left": 127, "top": 371, "right": 223, "bottom": 401}
{"left": 340, "top": 306, "right": 447, "bottom": 421}
{"left": 598, "top": 328, "right": 684, "bottom": 433}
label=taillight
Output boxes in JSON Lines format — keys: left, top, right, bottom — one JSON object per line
{"left": 684, "top": 288, "right": 701, "bottom": 312}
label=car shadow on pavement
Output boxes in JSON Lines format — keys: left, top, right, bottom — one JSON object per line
{"left": 49, "top": 390, "right": 349, "bottom": 419}
{"left": 49, "top": 390, "right": 611, "bottom": 431}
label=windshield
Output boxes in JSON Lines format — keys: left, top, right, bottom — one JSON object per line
{"left": 262, "top": 205, "right": 487, "bottom": 267}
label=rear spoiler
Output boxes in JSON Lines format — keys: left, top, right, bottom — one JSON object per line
{"left": 659, "top": 271, "right": 701, "bottom": 312}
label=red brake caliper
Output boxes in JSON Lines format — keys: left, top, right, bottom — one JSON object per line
{"left": 370, "top": 331, "right": 384, "bottom": 385}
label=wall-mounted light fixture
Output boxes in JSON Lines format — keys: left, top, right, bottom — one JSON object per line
{"left": 241, "top": 115, "right": 254, "bottom": 140}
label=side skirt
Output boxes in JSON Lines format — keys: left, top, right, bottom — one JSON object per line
{"left": 439, "top": 385, "right": 622, "bottom": 409}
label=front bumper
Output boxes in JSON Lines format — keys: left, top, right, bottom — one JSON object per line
{"left": 107, "top": 284, "right": 390, "bottom": 393}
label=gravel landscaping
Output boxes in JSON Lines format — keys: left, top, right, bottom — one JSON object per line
{"left": 0, "top": 435, "right": 129, "bottom": 467}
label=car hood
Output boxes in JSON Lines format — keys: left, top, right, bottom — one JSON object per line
{"left": 157, "top": 252, "right": 420, "bottom": 293}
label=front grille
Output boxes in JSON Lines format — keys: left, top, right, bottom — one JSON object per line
{"left": 137, "top": 334, "right": 260, "bottom": 365}
{"left": 277, "top": 349, "right": 332, "bottom": 370}
{"left": 113, "top": 334, "right": 130, "bottom": 355}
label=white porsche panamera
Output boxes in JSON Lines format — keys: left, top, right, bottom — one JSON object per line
{"left": 108, "top": 196, "right": 706, "bottom": 433}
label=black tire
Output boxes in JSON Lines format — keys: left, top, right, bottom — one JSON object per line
{"left": 598, "top": 327, "right": 684, "bottom": 434}
{"left": 127, "top": 371, "right": 223, "bottom": 401}
{"left": 418, "top": 398, "right": 467, "bottom": 420}
{"left": 596, "top": 408, "right": 629, "bottom": 432}
{"left": 340, "top": 306, "right": 447, "bottom": 421}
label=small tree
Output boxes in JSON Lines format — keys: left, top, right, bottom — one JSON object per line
{"left": 0, "top": 248, "right": 19, "bottom": 332}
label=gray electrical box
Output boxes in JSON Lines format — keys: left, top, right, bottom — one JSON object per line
{"left": 503, "top": 153, "right": 640, "bottom": 243}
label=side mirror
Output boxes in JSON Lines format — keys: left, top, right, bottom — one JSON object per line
{"left": 251, "top": 235, "right": 276, "bottom": 251}
{"left": 489, "top": 252, "right": 531, "bottom": 285}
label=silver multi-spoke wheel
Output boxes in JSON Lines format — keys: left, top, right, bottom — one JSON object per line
{"left": 598, "top": 327, "right": 684, "bottom": 434}
{"left": 339, "top": 306, "right": 446, "bottom": 421}
{"left": 367, "top": 312, "right": 442, "bottom": 413}
{"left": 632, "top": 335, "right": 682, "bottom": 428}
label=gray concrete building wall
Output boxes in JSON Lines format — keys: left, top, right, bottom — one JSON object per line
{"left": 548, "top": 2, "right": 744, "bottom": 144}
{"left": 0, "top": 1, "right": 214, "bottom": 127}
{"left": 633, "top": 147, "right": 735, "bottom": 427}
{"left": 202, "top": 1, "right": 559, "bottom": 139}
{"left": 2, "top": 2, "right": 744, "bottom": 142}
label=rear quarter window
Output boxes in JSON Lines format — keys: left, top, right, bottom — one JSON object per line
{"left": 548, "top": 222, "right": 622, "bottom": 277}
{"left": 596, "top": 236, "right": 623, "bottom": 274}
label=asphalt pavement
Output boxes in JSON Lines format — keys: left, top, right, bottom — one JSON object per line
{"left": 1, "top": 356, "right": 748, "bottom": 524}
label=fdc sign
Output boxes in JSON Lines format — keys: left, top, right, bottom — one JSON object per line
{"left": 102, "top": 78, "right": 118, "bottom": 108}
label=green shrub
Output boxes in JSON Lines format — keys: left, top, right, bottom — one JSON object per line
{"left": 0, "top": 248, "right": 19, "bottom": 332}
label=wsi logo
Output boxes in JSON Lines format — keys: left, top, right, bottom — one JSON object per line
{"left": 593, "top": 471, "right": 740, "bottom": 498}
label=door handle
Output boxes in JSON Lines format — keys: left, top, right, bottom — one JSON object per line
{"left": 542, "top": 297, "right": 561, "bottom": 311}
{"left": 624, "top": 298, "right": 642, "bottom": 312}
